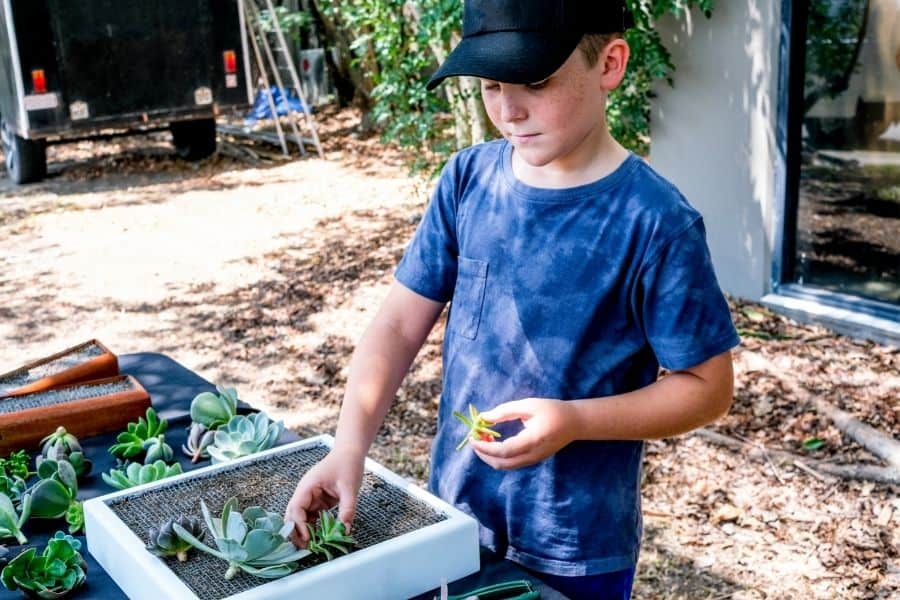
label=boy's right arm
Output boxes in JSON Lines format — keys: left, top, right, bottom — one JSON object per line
{"left": 285, "top": 281, "right": 445, "bottom": 545}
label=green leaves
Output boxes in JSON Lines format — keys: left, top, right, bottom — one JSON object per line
{"left": 190, "top": 386, "right": 239, "bottom": 430}
{"left": 173, "top": 497, "right": 310, "bottom": 580}
{"left": 452, "top": 404, "right": 501, "bottom": 451}
{"left": 307, "top": 510, "right": 356, "bottom": 561}
{"left": 802, "top": 437, "right": 826, "bottom": 451}
{"left": 109, "top": 407, "right": 168, "bottom": 461}
{"left": 1, "top": 531, "right": 86, "bottom": 599}
{"left": 101, "top": 460, "right": 183, "bottom": 491}
{"left": 0, "top": 451, "right": 30, "bottom": 481}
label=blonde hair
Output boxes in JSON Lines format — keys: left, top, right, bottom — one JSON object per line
{"left": 578, "top": 33, "right": 622, "bottom": 67}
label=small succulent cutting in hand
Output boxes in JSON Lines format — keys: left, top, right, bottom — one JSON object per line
{"left": 452, "top": 404, "right": 501, "bottom": 450}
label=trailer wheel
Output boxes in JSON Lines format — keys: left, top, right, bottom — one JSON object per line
{"left": 171, "top": 118, "right": 217, "bottom": 161}
{"left": 1, "top": 119, "right": 47, "bottom": 184}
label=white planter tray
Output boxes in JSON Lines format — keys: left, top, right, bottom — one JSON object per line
{"left": 84, "top": 434, "right": 480, "bottom": 600}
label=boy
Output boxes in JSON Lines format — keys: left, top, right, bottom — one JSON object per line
{"left": 286, "top": 1, "right": 739, "bottom": 598}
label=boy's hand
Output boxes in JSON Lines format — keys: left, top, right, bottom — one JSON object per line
{"left": 284, "top": 447, "right": 365, "bottom": 548}
{"left": 470, "top": 398, "right": 577, "bottom": 469}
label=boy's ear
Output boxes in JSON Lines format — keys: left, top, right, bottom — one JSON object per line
{"left": 597, "top": 38, "right": 630, "bottom": 90}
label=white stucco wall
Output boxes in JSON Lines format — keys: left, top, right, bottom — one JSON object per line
{"left": 649, "top": 1, "right": 783, "bottom": 300}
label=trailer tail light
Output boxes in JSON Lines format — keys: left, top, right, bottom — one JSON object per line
{"left": 223, "top": 50, "right": 237, "bottom": 74}
{"left": 31, "top": 69, "right": 47, "bottom": 94}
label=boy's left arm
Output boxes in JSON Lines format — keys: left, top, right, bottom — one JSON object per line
{"left": 471, "top": 350, "right": 733, "bottom": 470}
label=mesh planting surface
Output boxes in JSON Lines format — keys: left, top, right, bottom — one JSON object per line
{"left": 0, "top": 379, "right": 134, "bottom": 414}
{"left": 0, "top": 341, "right": 104, "bottom": 395}
{"left": 107, "top": 442, "right": 448, "bottom": 600}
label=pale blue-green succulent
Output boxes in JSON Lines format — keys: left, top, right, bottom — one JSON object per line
{"left": 141, "top": 434, "right": 174, "bottom": 465}
{"left": 190, "top": 386, "right": 239, "bottom": 429}
{"left": 101, "top": 460, "right": 183, "bottom": 491}
{"left": 173, "top": 497, "right": 309, "bottom": 580}
{"left": 206, "top": 413, "right": 283, "bottom": 464}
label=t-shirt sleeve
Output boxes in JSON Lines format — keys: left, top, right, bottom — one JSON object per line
{"left": 638, "top": 217, "right": 740, "bottom": 370}
{"left": 394, "top": 156, "right": 460, "bottom": 303}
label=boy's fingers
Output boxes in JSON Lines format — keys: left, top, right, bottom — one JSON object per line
{"left": 480, "top": 399, "right": 532, "bottom": 423}
{"left": 471, "top": 431, "right": 531, "bottom": 459}
{"left": 337, "top": 481, "right": 358, "bottom": 533}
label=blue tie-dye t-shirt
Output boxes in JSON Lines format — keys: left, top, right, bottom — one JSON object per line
{"left": 395, "top": 140, "right": 739, "bottom": 576}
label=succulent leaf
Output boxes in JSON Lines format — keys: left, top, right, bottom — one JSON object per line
{"left": 30, "top": 461, "right": 78, "bottom": 522}
{"left": 206, "top": 412, "right": 283, "bottom": 464}
{"left": 190, "top": 385, "right": 239, "bottom": 429}
{"left": 0, "top": 492, "right": 30, "bottom": 545}
{"left": 0, "top": 476, "right": 27, "bottom": 510}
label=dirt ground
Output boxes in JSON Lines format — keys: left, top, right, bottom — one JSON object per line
{"left": 1, "top": 106, "right": 897, "bottom": 599}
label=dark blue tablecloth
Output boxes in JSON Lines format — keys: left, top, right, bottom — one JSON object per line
{"left": 2, "top": 353, "right": 564, "bottom": 600}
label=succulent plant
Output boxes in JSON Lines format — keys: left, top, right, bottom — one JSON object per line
{"left": 453, "top": 404, "right": 501, "bottom": 450}
{"left": 182, "top": 423, "right": 215, "bottom": 463}
{"left": 101, "top": 460, "right": 183, "bottom": 491}
{"left": 37, "top": 427, "right": 92, "bottom": 479}
{"left": 108, "top": 407, "right": 168, "bottom": 460}
{"left": 146, "top": 516, "right": 204, "bottom": 562}
{"left": 141, "top": 435, "right": 174, "bottom": 465}
{"left": 0, "top": 476, "right": 27, "bottom": 510}
{"left": 0, "top": 451, "right": 30, "bottom": 481}
{"left": 1, "top": 531, "right": 87, "bottom": 599}
{"left": 173, "top": 497, "right": 310, "bottom": 580}
{"left": 0, "top": 492, "right": 31, "bottom": 545}
{"left": 206, "top": 412, "right": 283, "bottom": 464}
{"left": 36, "top": 446, "right": 92, "bottom": 481}
{"left": 307, "top": 509, "right": 355, "bottom": 561}
{"left": 29, "top": 460, "right": 82, "bottom": 533}
{"left": 190, "top": 385, "right": 239, "bottom": 429}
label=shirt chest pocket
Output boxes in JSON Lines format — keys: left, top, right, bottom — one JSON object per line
{"left": 449, "top": 257, "right": 488, "bottom": 340}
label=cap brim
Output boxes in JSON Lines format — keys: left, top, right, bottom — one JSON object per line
{"left": 426, "top": 30, "right": 582, "bottom": 90}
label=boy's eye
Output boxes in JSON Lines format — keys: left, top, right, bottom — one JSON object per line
{"left": 482, "top": 81, "right": 500, "bottom": 91}
{"left": 525, "top": 78, "right": 550, "bottom": 90}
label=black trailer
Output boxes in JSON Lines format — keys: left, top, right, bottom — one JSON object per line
{"left": 0, "top": 0, "right": 252, "bottom": 184}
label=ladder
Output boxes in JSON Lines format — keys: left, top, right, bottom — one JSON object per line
{"left": 240, "top": 0, "right": 324, "bottom": 158}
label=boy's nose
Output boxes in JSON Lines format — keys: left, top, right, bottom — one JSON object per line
{"left": 498, "top": 93, "right": 527, "bottom": 123}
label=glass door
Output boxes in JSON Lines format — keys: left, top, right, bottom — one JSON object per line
{"left": 788, "top": 0, "right": 900, "bottom": 306}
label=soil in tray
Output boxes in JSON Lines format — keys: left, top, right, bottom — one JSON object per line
{"left": 107, "top": 443, "right": 447, "bottom": 600}
{"left": 0, "top": 378, "right": 135, "bottom": 414}
{"left": 0, "top": 341, "right": 106, "bottom": 396}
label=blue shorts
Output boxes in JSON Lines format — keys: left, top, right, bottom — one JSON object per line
{"left": 525, "top": 566, "right": 635, "bottom": 600}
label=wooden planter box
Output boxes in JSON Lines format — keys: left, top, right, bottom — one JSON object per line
{"left": 0, "top": 375, "right": 150, "bottom": 453}
{"left": 0, "top": 339, "right": 119, "bottom": 397}
{"left": 84, "top": 435, "right": 480, "bottom": 600}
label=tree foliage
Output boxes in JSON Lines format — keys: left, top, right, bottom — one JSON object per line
{"left": 312, "top": 0, "right": 716, "bottom": 171}
{"left": 803, "top": 0, "right": 870, "bottom": 114}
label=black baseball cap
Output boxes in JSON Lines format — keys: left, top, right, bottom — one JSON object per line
{"left": 426, "top": 0, "right": 634, "bottom": 90}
